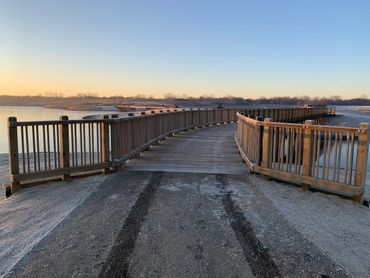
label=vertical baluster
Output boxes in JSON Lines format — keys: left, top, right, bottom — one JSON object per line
{"left": 21, "top": 126, "right": 25, "bottom": 173}
{"left": 80, "top": 123, "right": 83, "bottom": 165}
{"left": 336, "top": 131, "right": 343, "bottom": 182}
{"left": 47, "top": 125, "right": 51, "bottom": 169}
{"left": 272, "top": 127, "right": 277, "bottom": 169}
{"left": 53, "top": 124, "right": 57, "bottom": 168}
{"left": 294, "top": 128, "right": 298, "bottom": 174}
{"left": 322, "top": 131, "right": 327, "bottom": 179}
{"left": 36, "top": 125, "right": 40, "bottom": 171}
{"left": 269, "top": 123, "right": 274, "bottom": 167}
{"left": 349, "top": 132, "right": 355, "bottom": 184}
{"left": 74, "top": 123, "right": 78, "bottom": 166}
{"left": 279, "top": 126, "right": 283, "bottom": 169}
{"left": 83, "top": 123, "right": 86, "bottom": 165}
{"left": 43, "top": 125, "right": 47, "bottom": 170}
{"left": 92, "top": 123, "right": 95, "bottom": 163}
{"left": 312, "top": 130, "right": 317, "bottom": 177}
{"left": 56, "top": 124, "right": 60, "bottom": 168}
{"left": 315, "top": 130, "right": 321, "bottom": 178}
{"left": 344, "top": 131, "right": 350, "bottom": 183}
{"left": 280, "top": 127, "right": 285, "bottom": 171}
{"left": 95, "top": 123, "right": 100, "bottom": 162}
{"left": 32, "top": 125, "right": 36, "bottom": 171}
{"left": 71, "top": 124, "right": 75, "bottom": 166}
{"left": 332, "top": 132, "right": 338, "bottom": 181}
{"left": 326, "top": 131, "right": 331, "bottom": 179}
{"left": 297, "top": 128, "right": 303, "bottom": 174}
{"left": 25, "top": 126, "right": 30, "bottom": 172}
{"left": 288, "top": 128, "right": 294, "bottom": 172}
{"left": 89, "top": 123, "right": 92, "bottom": 163}
{"left": 285, "top": 128, "right": 292, "bottom": 172}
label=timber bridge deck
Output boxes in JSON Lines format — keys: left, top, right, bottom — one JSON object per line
{"left": 3, "top": 106, "right": 370, "bottom": 277}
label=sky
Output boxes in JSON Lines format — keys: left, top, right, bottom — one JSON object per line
{"left": 1, "top": 0, "right": 369, "bottom": 99}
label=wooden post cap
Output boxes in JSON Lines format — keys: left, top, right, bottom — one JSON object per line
{"left": 304, "top": 120, "right": 314, "bottom": 126}
{"left": 359, "top": 123, "right": 369, "bottom": 129}
{"left": 59, "top": 115, "right": 68, "bottom": 121}
{"left": 8, "top": 117, "right": 17, "bottom": 127}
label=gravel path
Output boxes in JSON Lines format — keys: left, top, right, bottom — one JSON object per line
{"left": 1, "top": 120, "right": 369, "bottom": 277}
{"left": 0, "top": 174, "right": 107, "bottom": 277}
{"left": 2, "top": 124, "right": 352, "bottom": 277}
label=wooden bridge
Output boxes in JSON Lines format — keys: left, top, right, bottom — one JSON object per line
{"left": 3, "top": 106, "right": 370, "bottom": 277}
{"left": 7, "top": 106, "right": 368, "bottom": 202}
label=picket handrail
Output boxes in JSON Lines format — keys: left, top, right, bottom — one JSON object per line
{"left": 235, "top": 112, "right": 368, "bottom": 203}
{"left": 7, "top": 106, "right": 334, "bottom": 195}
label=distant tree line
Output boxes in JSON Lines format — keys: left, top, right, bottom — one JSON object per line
{"left": 0, "top": 93, "right": 369, "bottom": 107}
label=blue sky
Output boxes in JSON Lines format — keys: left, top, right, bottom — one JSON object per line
{"left": 1, "top": 0, "right": 369, "bottom": 98}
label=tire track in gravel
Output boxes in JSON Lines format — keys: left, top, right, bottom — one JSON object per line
{"left": 216, "top": 174, "right": 282, "bottom": 278}
{"left": 99, "top": 171, "right": 164, "bottom": 278}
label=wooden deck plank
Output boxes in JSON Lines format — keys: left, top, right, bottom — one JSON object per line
{"left": 125, "top": 124, "right": 248, "bottom": 175}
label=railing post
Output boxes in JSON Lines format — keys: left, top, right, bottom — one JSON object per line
{"left": 261, "top": 118, "right": 272, "bottom": 168}
{"left": 101, "top": 115, "right": 110, "bottom": 173}
{"left": 256, "top": 116, "right": 264, "bottom": 166}
{"left": 302, "top": 120, "right": 315, "bottom": 190}
{"left": 8, "top": 117, "right": 20, "bottom": 193}
{"left": 110, "top": 115, "right": 119, "bottom": 161}
{"left": 354, "top": 123, "right": 369, "bottom": 203}
{"left": 59, "top": 115, "right": 70, "bottom": 181}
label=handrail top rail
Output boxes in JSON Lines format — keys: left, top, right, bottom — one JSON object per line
{"left": 265, "top": 121, "right": 367, "bottom": 132}
{"left": 10, "top": 106, "right": 332, "bottom": 127}
{"left": 8, "top": 108, "right": 216, "bottom": 126}
{"left": 236, "top": 112, "right": 365, "bottom": 132}
{"left": 237, "top": 113, "right": 263, "bottom": 126}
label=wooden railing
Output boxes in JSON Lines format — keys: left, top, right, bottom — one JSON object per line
{"left": 238, "top": 106, "right": 335, "bottom": 123}
{"left": 236, "top": 113, "right": 369, "bottom": 203}
{"left": 7, "top": 108, "right": 239, "bottom": 192}
{"left": 7, "top": 106, "right": 334, "bottom": 195}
